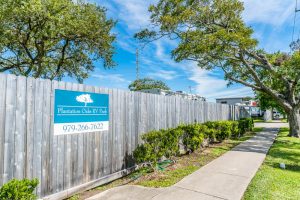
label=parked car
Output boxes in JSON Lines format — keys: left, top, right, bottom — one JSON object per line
{"left": 273, "top": 111, "right": 281, "bottom": 119}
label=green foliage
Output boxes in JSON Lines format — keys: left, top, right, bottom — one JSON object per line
{"left": 136, "top": 0, "right": 300, "bottom": 137}
{"left": 133, "top": 128, "right": 183, "bottom": 165}
{"left": 255, "top": 92, "right": 286, "bottom": 115}
{"left": 133, "top": 118, "right": 253, "bottom": 165}
{"left": 204, "top": 121, "right": 239, "bottom": 141}
{"left": 231, "top": 121, "right": 240, "bottom": 138}
{"left": 238, "top": 118, "right": 254, "bottom": 136}
{"left": 0, "top": 0, "right": 116, "bottom": 82}
{"left": 180, "top": 124, "right": 206, "bottom": 152}
{"left": 0, "top": 178, "right": 39, "bottom": 200}
{"left": 128, "top": 78, "right": 171, "bottom": 91}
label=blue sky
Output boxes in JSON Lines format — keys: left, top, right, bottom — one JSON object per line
{"left": 79, "top": 0, "right": 297, "bottom": 102}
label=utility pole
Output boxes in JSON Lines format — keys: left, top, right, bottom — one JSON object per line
{"left": 292, "top": 0, "right": 300, "bottom": 43}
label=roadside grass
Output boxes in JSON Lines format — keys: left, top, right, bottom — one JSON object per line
{"left": 281, "top": 118, "right": 288, "bottom": 123}
{"left": 67, "top": 130, "right": 259, "bottom": 200}
{"left": 243, "top": 128, "right": 300, "bottom": 200}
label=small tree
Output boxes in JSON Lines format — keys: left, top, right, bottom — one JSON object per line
{"left": 0, "top": 0, "right": 116, "bottom": 83}
{"left": 129, "top": 78, "right": 171, "bottom": 91}
{"left": 135, "top": 0, "right": 300, "bottom": 137}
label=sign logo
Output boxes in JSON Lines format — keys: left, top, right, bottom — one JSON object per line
{"left": 54, "top": 89, "right": 109, "bottom": 135}
{"left": 76, "top": 94, "right": 93, "bottom": 107}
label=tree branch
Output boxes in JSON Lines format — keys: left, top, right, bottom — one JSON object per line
{"left": 50, "top": 39, "right": 70, "bottom": 80}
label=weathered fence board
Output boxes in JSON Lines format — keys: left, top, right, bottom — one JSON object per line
{"left": 0, "top": 73, "right": 249, "bottom": 199}
{"left": 0, "top": 73, "right": 6, "bottom": 186}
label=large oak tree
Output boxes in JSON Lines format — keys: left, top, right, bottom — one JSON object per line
{"left": 135, "top": 0, "right": 300, "bottom": 137}
{"left": 0, "top": 0, "right": 116, "bottom": 83}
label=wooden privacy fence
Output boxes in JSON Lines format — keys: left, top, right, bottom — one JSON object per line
{"left": 0, "top": 73, "right": 249, "bottom": 199}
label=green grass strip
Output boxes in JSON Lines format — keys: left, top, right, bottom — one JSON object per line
{"left": 243, "top": 128, "right": 300, "bottom": 200}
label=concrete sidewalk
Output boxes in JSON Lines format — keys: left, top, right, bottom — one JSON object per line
{"left": 87, "top": 127, "right": 279, "bottom": 200}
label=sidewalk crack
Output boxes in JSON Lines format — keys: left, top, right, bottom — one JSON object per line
{"left": 174, "top": 186, "right": 228, "bottom": 200}
{"left": 215, "top": 171, "right": 250, "bottom": 179}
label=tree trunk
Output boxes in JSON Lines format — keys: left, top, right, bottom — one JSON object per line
{"left": 288, "top": 108, "right": 300, "bottom": 138}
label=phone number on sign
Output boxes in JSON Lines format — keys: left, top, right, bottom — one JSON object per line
{"left": 62, "top": 123, "right": 104, "bottom": 133}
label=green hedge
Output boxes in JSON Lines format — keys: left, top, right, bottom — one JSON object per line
{"left": 238, "top": 118, "right": 254, "bottom": 136}
{"left": 133, "top": 118, "right": 253, "bottom": 166}
{"left": 0, "top": 178, "right": 39, "bottom": 200}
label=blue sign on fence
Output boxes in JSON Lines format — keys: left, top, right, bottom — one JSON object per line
{"left": 54, "top": 89, "right": 109, "bottom": 135}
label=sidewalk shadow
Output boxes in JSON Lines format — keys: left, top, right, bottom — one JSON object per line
{"left": 232, "top": 128, "right": 278, "bottom": 154}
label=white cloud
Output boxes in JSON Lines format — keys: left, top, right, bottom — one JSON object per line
{"left": 188, "top": 64, "right": 254, "bottom": 102}
{"left": 117, "top": 39, "right": 136, "bottom": 54}
{"left": 147, "top": 69, "right": 179, "bottom": 80}
{"left": 92, "top": 73, "right": 130, "bottom": 83}
{"left": 242, "top": 0, "right": 295, "bottom": 26}
{"left": 102, "top": 0, "right": 156, "bottom": 31}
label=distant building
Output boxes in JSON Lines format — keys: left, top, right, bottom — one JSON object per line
{"left": 216, "top": 97, "right": 257, "bottom": 106}
{"left": 216, "top": 97, "right": 262, "bottom": 117}
{"left": 138, "top": 89, "right": 206, "bottom": 101}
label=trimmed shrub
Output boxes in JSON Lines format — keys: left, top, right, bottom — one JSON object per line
{"left": 216, "top": 121, "right": 234, "bottom": 140}
{"left": 163, "top": 128, "right": 183, "bottom": 157}
{"left": 133, "top": 128, "right": 183, "bottom": 165}
{"left": 133, "top": 118, "right": 253, "bottom": 166}
{"left": 204, "top": 121, "right": 235, "bottom": 141}
{"left": 231, "top": 121, "right": 240, "bottom": 138}
{"left": 238, "top": 118, "right": 254, "bottom": 136}
{"left": 0, "top": 178, "right": 39, "bottom": 200}
{"left": 180, "top": 124, "right": 207, "bottom": 152}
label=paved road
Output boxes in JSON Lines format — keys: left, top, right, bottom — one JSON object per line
{"left": 87, "top": 123, "right": 285, "bottom": 200}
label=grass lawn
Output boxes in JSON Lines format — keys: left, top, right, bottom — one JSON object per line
{"left": 243, "top": 128, "right": 300, "bottom": 200}
{"left": 67, "top": 129, "right": 262, "bottom": 200}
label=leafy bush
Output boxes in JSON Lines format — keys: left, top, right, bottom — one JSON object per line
{"left": 204, "top": 121, "right": 236, "bottom": 141}
{"left": 238, "top": 118, "right": 254, "bottom": 136}
{"left": 133, "top": 118, "right": 253, "bottom": 166}
{"left": 216, "top": 121, "right": 234, "bottom": 140}
{"left": 0, "top": 178, "right": 39, "bottom": 200}
{"left": 133, "top": 128, "right": 183, "bottom": 165}
{"left": 203, "top": 121, "right": 217, "bottom": 141}
{"left": 230, "top": 121, "right": 240, "bottom": 138}
{"left": 163, "top": 128, "right": 183, "bottom": 157}
{"left": 133, "top": 130, "right": 165, "bottom": 164}
{"left": 180, "top": 124, "right": 207, "bottom": 152}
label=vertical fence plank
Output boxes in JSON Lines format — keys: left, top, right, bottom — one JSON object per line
{"left": 50, "top": 80, "right": 58, "bottom": 193}
{"left": 102, "top": 87, "right": 110, "bottom": 176}
{"left": 33, "top": 78, "right": 44, "bottom": 196}
{"left": 3, "top": 75, "right": 17, "bottom": 183}
{"left": 25, "top": 77, "right": 35, "bottom": 181}
{"left": 14, "top": 76, "right": 27, "bottom": 179}
{"left": 93, "top": 86, "right": 101, "bottom": 179}
{"left": 56, "top": 81, "right": 66, "bottom": 192}
{"left": 40, "top": 79, "right": 52, "bottom": 196}
{"left": 0, "top": 73, "right": 7, "bottom": 185}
